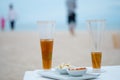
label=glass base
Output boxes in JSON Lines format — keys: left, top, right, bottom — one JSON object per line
{"left": 92, "top": 68, "right": 105, "bottom": 73}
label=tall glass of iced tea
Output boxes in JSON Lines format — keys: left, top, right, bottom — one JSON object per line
{"left": 87, "top": 20, "right": 105, "bottom": 72}
{"left": 38, "top": 21, "right": 55, "bottom": 70}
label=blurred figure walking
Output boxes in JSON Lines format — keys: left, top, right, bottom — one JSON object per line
{"left": 8, "top": 4, "right": 17, "bottom": 31}
{"left": 66, "top": 0, "right": 77, "bottom": 35}
{"left": 1, "top": 16, "right": 5, "bottom": 31}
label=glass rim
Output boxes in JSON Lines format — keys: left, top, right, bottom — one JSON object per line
{"left": 37, "top": 21, "right": 55, "bottom": 24}
{"left": 86, "top": 19, "right": 106, "bottom": 22}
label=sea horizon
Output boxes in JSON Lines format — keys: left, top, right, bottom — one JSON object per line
{"left": 0, "top": 22, "right": 120, "bottom": 32}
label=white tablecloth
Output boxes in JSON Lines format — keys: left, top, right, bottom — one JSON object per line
{"left": 23, "top": 66, "right": 120, "bottom": 80}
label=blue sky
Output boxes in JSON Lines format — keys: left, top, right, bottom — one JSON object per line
{"left": 0, "top": 0, "right": 120, "bottom": 30}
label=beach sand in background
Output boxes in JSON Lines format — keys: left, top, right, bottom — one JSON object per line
{"left": 0, "top": 31, "right": 120, "bottom": 80}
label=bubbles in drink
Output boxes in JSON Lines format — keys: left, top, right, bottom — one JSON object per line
{"left": 91, "top": 52, "right": 102, "bottom": 69}
{"left": 40, "top": 39, "right": 53, "bottom": 69}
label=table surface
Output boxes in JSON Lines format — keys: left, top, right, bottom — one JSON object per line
{"left": 23, "top": 65, "right": 120, "bottom": 80}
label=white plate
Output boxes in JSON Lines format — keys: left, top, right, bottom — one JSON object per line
{"left": 37, "top": 69, "right": 100, "bottom": 80}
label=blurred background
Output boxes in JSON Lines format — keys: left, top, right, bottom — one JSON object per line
{"left": 0, "top": 0, "right": 120, "bottom": 31}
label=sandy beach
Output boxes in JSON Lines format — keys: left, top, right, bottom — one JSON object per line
{"left": 0, "top": 31, "right": 120, "bottom": 80}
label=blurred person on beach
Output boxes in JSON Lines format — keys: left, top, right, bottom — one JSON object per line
{"left": 0, "top": 16, "right": 5, "bottom": 31}
{"left": 66, "top": 0, "right": 77, "bottom": 35}
{"left": 8, "top": 4, "right": 17, "bottom": 31}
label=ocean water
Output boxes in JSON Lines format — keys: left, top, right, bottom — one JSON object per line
{"left": 1, "top": 22, "right": 120, "bottom": 32}
{"left": 1, "top": 21, "right": 120, "bottom": 32}
{"left": 0, "top": 0, "right": 120, "bottom": 32}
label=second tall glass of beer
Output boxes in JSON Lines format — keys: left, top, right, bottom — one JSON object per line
{"left": 38, "top": 21, "right": 55, "bottom": 70}
{"left": 87, "top": 20, "right": 105, "bottom": 72}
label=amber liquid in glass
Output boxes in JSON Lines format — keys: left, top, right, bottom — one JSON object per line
{"left": 40, "top": 39, "right": 53, "bottom": 69}
{"left": 91, "top": 52, "right": 102, "bottom": 69}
